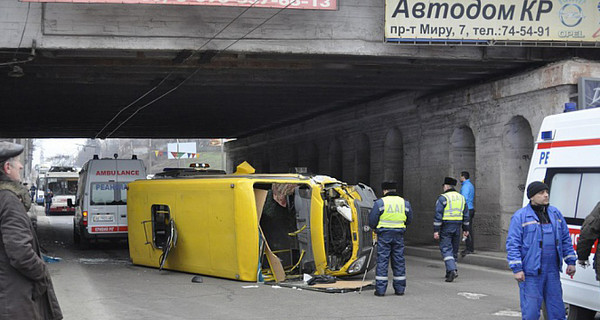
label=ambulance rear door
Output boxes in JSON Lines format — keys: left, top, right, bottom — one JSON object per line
{"left": 114, "top": 160, "right": 146, "bottom": 232}
{"left": 88, "top": 160, "right": 123, "bottom": 235}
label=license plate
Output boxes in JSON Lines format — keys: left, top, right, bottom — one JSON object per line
{"left": 93, "top": 215, "right": 115, "bottom": 222}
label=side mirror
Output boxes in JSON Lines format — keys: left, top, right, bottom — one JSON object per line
{"left": 67, "top": 199, "right": 74, "bottom": 207}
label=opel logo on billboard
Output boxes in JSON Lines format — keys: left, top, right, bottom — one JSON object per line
{"left": 559, "top": 3, "right": 584, "bottom": 27}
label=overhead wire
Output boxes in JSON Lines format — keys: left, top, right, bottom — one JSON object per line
{"left": 2, "top": 2, "right": 32, "bottom": 66}
{"left": 13, "top": 3, "right": 31, "bottom": 61}
{"left": 97, "top": 0, "right": 296, "bottom": 139}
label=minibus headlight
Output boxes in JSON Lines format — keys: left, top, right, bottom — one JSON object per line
{"left": 348, "top": 255, "right": 366, "bottom": 274}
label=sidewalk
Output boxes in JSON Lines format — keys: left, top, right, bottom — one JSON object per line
{"left": 405, "top": 244, "right": 510, "bottom": 271}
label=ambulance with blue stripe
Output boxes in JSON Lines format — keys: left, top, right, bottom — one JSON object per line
{"left": 71, "top": 155, "right": 146, "bottom": 249}
{"left": 524, "top": 107, "right": 600, "bottom": 319}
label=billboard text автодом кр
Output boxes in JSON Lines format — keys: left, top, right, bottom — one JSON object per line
{"left": 21, "top": 0, "right": 337, "bottom": 10}
{"left": 385, "top": 0, "right": 600, "bottom": 44}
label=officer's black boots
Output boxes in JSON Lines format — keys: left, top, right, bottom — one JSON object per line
{"left": 445, "top": 270, "right": 457, "bottom": 282}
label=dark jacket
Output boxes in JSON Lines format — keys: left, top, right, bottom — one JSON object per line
{"left": 577, "top": 201, "right": 600, "bottom": 281}
{"left": 0, "top": 176, "right": 62, "bottom": 320}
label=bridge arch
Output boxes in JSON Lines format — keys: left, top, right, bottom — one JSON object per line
{"left": 328, "top": 138, "right": 343, "bottom": 179}
{"left": 383, "top": 128, "right": 404, "bottom": 194}
{"left": 450, "top": 125, "right": 476, "bottom": 183}
{"left": 501, "top": 115, "right": 533, "bottom": 244}
{"left": 354, "top": 134, "right": 371, "bottom": 185}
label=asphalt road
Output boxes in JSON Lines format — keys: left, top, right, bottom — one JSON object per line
{"left": 34, "top": 205, "right": 525, "bottom": 320}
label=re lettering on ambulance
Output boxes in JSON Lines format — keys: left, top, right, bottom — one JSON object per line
{"left": 539, "top": 151, "right": 550, "bottom": 165}
{"left": 569, "top": 228, "right": 597, "bottom": 254}
{"left": 95, "top": 170, "right": 140, "bottom": 176}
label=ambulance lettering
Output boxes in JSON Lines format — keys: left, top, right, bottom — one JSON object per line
{"left": 95, "top": 170, "right": 140, "bottom": 176}
{"left": 539, "top": 151, "right": 550, "bottom": 165}
{"left": 569, "top": 228, "right": 597, "bottom": 254}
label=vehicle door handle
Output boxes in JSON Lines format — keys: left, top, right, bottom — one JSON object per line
{"left": 121, "top": 215, "right": 126, "bottom": 218}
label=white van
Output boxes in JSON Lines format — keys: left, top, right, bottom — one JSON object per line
{"left": 72, "top": 156, "right": 146, "bottom": 249}
{"left": 524, "top": 107, "right": 600, "bottom": 319}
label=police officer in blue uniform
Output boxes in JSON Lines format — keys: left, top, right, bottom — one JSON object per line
{"left": 433, "top": 177, "right": 469, "bottom": 282}
{"left": 506, "top": 181, "right": 576, "bottom": 320}
{"left": 369, "top": 181, "right": 413, "bottom": 296}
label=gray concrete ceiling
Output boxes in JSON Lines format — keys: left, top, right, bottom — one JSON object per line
{"left": 1, "top": 47, "right": 598, "bottom": 138}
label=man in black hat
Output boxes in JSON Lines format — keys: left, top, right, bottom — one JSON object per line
{"left": 368, "top": 181, "right": 413, "bottom": 296}
{"left": 0, "top": 141, "right": 63, "bottom": 319}
{"left": 433, "top": 177, "right": 469, "bottom": 282}
{"left": 506, "top": 181, "right": 575, "bottom": 320}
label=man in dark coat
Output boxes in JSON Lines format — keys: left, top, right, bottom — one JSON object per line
{"left": 577, "top": 201, "right": 600, "bottom": 281}
{"left": 0, "top": 141, "right": 63, "bottom": 320}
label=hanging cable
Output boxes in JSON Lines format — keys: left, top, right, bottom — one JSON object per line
{"left": 95, "top": 0, "right": 267, "bottom": 139}
{"left": 13, "top": 3, "right": 31, "bottom": 60}
{"left": 101, "top": 0, "right": 299, "bottom": 138}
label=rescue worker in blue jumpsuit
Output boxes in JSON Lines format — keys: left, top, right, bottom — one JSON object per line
{"left": 369, "top": 181, "right": 413, "bottom": 296}
{"left": 433, "top": 177, "right": 469, "bottom": 282}
{"left": 506, "top": 181, "right": 576, "bottom": 320}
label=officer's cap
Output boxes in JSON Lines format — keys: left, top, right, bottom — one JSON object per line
{"left": 0, "top": 141, "right": 24, "bottom": 163}
{"left": 381, "top": 181, "right": 398, "bottom": 190}
{"left": 443, "top": 177, "right": 457, "bottom": 186}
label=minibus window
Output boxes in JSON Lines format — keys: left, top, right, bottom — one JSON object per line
{"left": 576, "top": 173, "right": 600, "bottom": 220}
{"left": 549, "top": 173, "right": 581, "bottom": 219}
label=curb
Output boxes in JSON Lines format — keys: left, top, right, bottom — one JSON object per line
{"left": 405, "top": 246, "right": 510, "bottom": 271}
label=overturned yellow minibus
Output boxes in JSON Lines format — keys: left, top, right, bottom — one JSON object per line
{"left": 127, "top": 163, "right": 377, "bottom": 282}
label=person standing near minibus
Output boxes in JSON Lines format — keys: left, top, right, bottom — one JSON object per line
{"left": 577, "top": 201, "right": 600, "bottom": 281}
{"left": 506, "top": 181, "right": 576, "bottom": 320}
{"left": 369, "top": 181, "right": 413, "bottom": 296}
{"left": 0, "top": 141, "right": 62, "bottom": 320}
{"left": 459, "top": 171, "right": 475, "bottom": 257}
{"left": 433, "top": 177, "right": 469, "bottom": 282}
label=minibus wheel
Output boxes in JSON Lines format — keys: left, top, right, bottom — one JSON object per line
{"left": 566, "top": 304, "right": 596, "bottom": 320}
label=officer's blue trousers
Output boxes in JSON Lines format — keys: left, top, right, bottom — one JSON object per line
{"left": 518, "top": 225, "right": 565, "bottom": 320}
{"left": 375, "top": 229, "right": 406, "bottom": 294}
{"left": 439, "top": 223, "right": 461, "bottom": 273}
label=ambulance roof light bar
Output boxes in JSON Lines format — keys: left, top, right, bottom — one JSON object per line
{"left": 541, "top": 131, "right": 554, "bottom": 141}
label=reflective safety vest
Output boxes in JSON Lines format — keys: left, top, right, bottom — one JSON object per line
{"left": 442, "top": 191, "right": 466, "bottom": 221}
{"left": 377, "top": 196, "right": 407, "bottom": 229}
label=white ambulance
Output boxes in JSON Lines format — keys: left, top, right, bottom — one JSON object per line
{"left": 524, "top": 107, "right": 600, "bottom": 319}
{"left": 71, "top": 156, "right": 146, "bottom": 249}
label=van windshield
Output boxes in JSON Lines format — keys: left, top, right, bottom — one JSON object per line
{"left": 90, "top": 182, "right": 128, "bottom": 206}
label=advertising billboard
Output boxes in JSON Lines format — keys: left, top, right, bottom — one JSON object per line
{"left": 579, "top": 78, "right": 600, "bottom": 109}
{"left": 21, "top": 0, "right": 337, "bottom": 10}
{"left": 385, "top": 0, "right": 600, "bottom": 45}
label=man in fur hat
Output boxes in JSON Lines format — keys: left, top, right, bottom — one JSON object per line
{"left": 369, "top": 181, "right": 413, "bottom": 296}
{"left": 433, "top": 177, "right": 470, "bottom": 283}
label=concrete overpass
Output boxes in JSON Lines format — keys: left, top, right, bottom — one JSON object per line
{"left": 1, "top": 0, "right": 599, "bottom": 249}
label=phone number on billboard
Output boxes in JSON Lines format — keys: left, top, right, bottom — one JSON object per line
{"left": 391, "top": 24, "right": 551, "bottom": 39}
{"left": 143, "top": 0, "right": 336, "bottom": 9}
